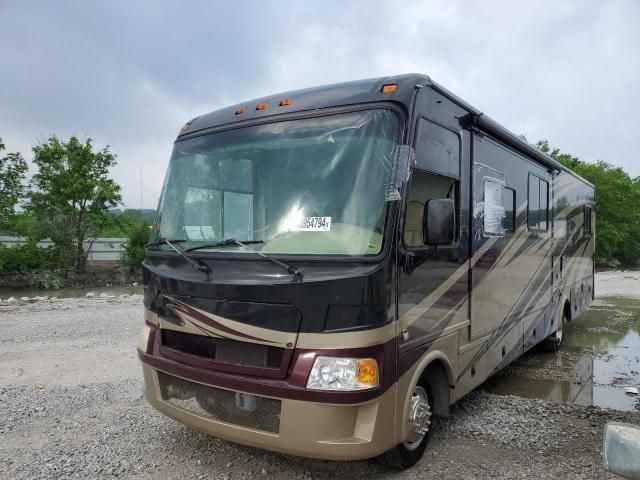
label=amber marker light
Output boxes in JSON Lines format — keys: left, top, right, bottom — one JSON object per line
{"left": 357, "top": 358, "right": 379, "bottom": 386}
{"left": 180, "top": 121, "right": 190, "bottom": 132}
{"left": 381, "top": 84, "right": 398, "bottom": 93}
{"left": 256, "top": 102, "right": 268, "bottom": 110}
{"left": 279, "top": 98, "right": 293, "bottom": 106}
{"left": 235, "top": 106, "right": 246, "bottom": 115}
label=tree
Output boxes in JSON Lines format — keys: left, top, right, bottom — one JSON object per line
{"left": 29, "top": 136, "right": 122, "bottom": 272}
{"left": 0, "top": 138, "right": 28, "bottom": 232}
{"left": 537, "top": 140, "right": 640, "bottom": 267}
{"left": 122, "top": 219, "right": 151, "bottom": 272}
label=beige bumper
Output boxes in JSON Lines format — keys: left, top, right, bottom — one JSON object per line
{"left": 141, "top": 363, "right": 397, "bottom": 460}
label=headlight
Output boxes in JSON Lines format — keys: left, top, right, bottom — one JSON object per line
{"left": 306, "top": 356, "right": 379, "bottom": 391}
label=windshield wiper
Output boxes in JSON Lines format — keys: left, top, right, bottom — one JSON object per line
{"left": 183, "top": 239, "right": 264, "bottom": 252}
{"left": 187, "top": 238, "right": 303, "bottom": 280}
{"left": 146, "top": 238, "right": 210, "bottom": 274}
{"left": 145, "top": 238, "right": 188, "bottom": 248}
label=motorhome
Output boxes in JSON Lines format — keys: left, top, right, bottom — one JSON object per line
{"left": 138, "top": 74, "right": 595, "bottom": 468}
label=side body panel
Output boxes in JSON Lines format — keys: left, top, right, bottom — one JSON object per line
{"left": 552, "top": 170, "right": 596, "bottom": 318}
{"left": 395, "top": 85, "right": 596, "bottom": 417}
{"left": 459, "top": 135, "right": 554, "bottom": 395}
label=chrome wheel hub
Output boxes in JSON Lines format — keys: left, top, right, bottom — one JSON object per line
{"left": 404, "top": 385, "right": 431, "bottom": 451}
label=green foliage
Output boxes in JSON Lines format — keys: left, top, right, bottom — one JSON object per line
{"left": 0, "top": 242, "right": 44, "bottom": 272}
{"left": 0, "top": 241, "right": 71, "bottom": 275}
{"left": 28, "top": 136, "right": 122, "bottom": 272}
{"left": 122, "top": 220, "right": 150, "bottom": 271}
{"left": 0, "top": 138, "right": 28, "bottom": 232}
{"left": 99, "top": 209, "right": 153, "bottom": 237}
{"left": 32, "top": 271, "right": 64, "bottom": 289}
{"left": 537, "top": 140, "right": 640, "bottom": 266}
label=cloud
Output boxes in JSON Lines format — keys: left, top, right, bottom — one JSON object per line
{"left": 1, "top": 0, "right": 638, "bottom": 208}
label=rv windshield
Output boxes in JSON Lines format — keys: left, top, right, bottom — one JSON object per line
{"left": 150, "top": 109, "right": 400, "bottom": 256}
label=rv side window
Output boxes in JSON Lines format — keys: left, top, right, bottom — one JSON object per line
{"left": 527, "top": 174, "right": 549, "bottom": 231}
{"left": 482, "top": 182, "right": 515, "bottom": 236}
{"left": 483, "top": 179, "right": 505, "bottom": 236}
{"left": 404, "top": 170, "right": 457, "bottom": 246}
{"left": 414, "top": 118, "right": 460, "bottom": 178}
{"left": 503, "top": 187, "right": 516, "bottom": 233}
{"left": 584, "top": 205, "right": 592, "bottom": 234}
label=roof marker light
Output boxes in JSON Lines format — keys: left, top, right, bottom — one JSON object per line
{"left": 381, "top": 84, "right": 397, "bottom": 93}
{"left": 256, "top": 102, "right": 268, "bottom": 111}
{"left": 235, "top": 106, "right": 247, "bottom": 115}
{"left": 279, "top": 98, "right": 293, "bottom": 106}
{"left": 180, "top": 121, "right": 190, "bottom": 132}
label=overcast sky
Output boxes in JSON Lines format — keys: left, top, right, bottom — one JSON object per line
{"left": 1, "top": 0, "right": 638, "bottom": 208}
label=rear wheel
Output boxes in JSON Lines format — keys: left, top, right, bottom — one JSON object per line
{"left": 541, "top": 311, "right": 566, "bottom": 352}
{"left": 379, "top": 382, "right": 433, "bottom": 469}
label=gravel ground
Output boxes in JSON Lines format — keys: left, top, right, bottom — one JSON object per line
{"left": 596, "top": 270, "right": 640, "bottom": 298}
{"left": 1, "top": 292, "right": 639, "bottom": 479}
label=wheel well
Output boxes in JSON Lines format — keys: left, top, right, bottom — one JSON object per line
{"left": 420, "top": 361, "right": 450, "bottom": 417}
{"left": 563, "top": 300, "right": 572, "bottom": 322}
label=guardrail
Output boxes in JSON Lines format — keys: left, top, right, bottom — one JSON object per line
{"left": 0, "top": 237, "right": 127, "bottom": 262}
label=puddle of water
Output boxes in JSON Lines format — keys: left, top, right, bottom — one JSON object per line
{"left": 0, "top": 285, "right": 143, "bottom": 300}
{"left": 483, "top": 296, "right": 640, "bottom": 411}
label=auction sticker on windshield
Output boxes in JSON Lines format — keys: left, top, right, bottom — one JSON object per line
{"left": 293, "top": 217, "right": 332, "bottom": 232}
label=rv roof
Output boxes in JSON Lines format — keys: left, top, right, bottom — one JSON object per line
{"left": 180, "top": 73, "right": 425, "bottom": 138}
{"left": 177, "top": 73, "right": 593, "bottom": 189}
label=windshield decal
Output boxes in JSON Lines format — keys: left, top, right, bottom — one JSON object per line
{"left": 290, "top": 216, "right": 332, "bottom": 232}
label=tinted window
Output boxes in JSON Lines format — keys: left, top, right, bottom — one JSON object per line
{"left": 539, "top": 179, "right": 549, "bottom": 230}
{"left": 503, "top": 187, "right": 515, "bottom": 232}
{"left": 414, "top": 119, "right": 460, "bottom": 179}
{"left": 584, "top": 205, "right": 592, "bottom": 234}
{"left": 528, "top": 175, "right": 539, "bottom": 229}
{"left": 528, "top": 174, "right": 549, "bottom": 231}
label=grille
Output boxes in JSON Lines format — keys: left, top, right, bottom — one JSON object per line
{"left": 158, "top": 371, "right": 281, "bottom": 434}
{"left": 161, "top": 329, "right": 284, "bottom": 368}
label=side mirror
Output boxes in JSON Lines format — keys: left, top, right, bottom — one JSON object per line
{"left": 604, "top": 422, "right": 640, "bottom": 479}
{"left": 423, "top": 198, "right": 455, "bottom": 245}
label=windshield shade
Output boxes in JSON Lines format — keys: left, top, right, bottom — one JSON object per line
{"left": 151, "top": 109, "right": 400, "bottom": 256}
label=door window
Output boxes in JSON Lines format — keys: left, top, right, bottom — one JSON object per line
{"left": 404, "top": 171, "right": 457, "bottom": 246}
{"left": 404, "top": 119, "right": 460, "bottom": 247}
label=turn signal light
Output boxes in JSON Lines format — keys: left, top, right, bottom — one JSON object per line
{"left": 381, "top": 84, "right": 397, "bottom": 93}
{"left": 256, "top": 102, "right": 268, "bottom": 111}
{"left": 357, "top": 358, "right": 379, "bottom": 385}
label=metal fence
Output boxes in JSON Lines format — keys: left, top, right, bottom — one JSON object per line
{"left": 0, "top": 236, "right": 127, "bottom": 262}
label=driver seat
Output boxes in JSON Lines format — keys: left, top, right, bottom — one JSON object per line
{"left": 404, "top": 201, "right": 424, "bottom": 246}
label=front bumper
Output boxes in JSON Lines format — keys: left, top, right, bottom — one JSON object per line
{"left": 137, "top": 322, "right": 397, "bottom": 460}
{"left": 141, "top": 362, "right": 396, "bottom": 460}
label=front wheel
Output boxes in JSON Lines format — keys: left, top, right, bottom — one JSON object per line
{"left": 379, "top": 382, "right": 433, "bottom": 469}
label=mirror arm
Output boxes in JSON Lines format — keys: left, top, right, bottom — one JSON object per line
{"left": 400, "top": 245, "right": 439, "bottom": 274}
{"left": 398, "top": 244, "right": 416, "bottom": 274}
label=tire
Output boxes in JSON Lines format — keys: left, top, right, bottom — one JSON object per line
{"left": 541, "top": 311, "right": 566, "bottom": 352}
{"left": 379, "top": 381, "right": 433, "bottom": 469}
